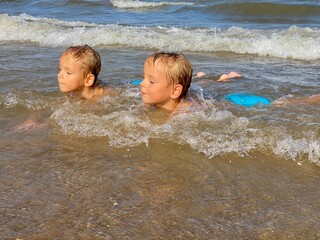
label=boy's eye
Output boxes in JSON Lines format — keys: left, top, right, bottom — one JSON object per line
{"left": 149, "top": 80, "right": 155, "bottom": 84}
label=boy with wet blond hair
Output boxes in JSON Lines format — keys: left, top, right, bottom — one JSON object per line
{"left": 58, "top": 44, "right": 105, "bottom": 99}
{"left": 140, "top": 52, "right": 193, "bottom": 112}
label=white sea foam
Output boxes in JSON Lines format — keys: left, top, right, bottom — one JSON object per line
{"left": 1, "top": 13, "right": 319, "bottom": 60}
{"left": 110, "top": 0, "right": 192, "bottom": 9}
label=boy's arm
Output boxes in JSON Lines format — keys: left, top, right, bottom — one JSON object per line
{"left": 273, "top": 94, "right": 320, "bottom": 106}
{"left": 303, "top": 94, "right": 320, "bottom": 104}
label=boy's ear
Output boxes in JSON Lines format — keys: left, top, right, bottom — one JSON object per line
{"left": 84, "top": 73, "right": 95, "bottom": 87}
{"left": 170, "top": 84, "right": 183, "bottom": 99}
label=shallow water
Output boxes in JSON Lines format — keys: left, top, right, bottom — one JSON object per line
{"left": 1, "top": 135, "right": 320, "bottom": 239}
{"left": 0, "top": 0, "right": 320, "bottom": 239}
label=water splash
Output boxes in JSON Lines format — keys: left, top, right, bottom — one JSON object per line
{"left": 50, "top": 98, "right": 320, "bottom": 165}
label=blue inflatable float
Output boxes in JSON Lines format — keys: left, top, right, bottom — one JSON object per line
{"left": 131, "top": 79, "right": 142, "bottom": 85}
{"left": 224, "top": 93, "right": 271, "bottom": 107}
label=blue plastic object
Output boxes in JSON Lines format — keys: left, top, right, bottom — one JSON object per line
{"left": 224, "top": 93, "right": 271, "bottom": 107}
{"left": 131, "top": 79, "right": 142, "bottom": 85}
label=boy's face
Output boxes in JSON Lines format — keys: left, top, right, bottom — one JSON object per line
{"left": 58, "top": 54, "right": 86, "bottom": 93}
{"left": 140, "top": 58, "right": 174, "bottom": 107}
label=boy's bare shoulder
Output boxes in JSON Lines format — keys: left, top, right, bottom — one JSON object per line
{"left": 172, "top": 98, "right": 202, "bottom": 115}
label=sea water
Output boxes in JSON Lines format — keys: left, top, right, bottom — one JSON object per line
{"left": 0, "top": 1, "right": 319, "bottom": 239}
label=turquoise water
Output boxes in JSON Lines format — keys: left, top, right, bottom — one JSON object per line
{"left": 0, "top": 1, "right": 319, "bottom": 239}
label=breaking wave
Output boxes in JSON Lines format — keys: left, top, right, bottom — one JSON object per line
{"left": 1, "top": 13, "right": 319, "bottom": 60}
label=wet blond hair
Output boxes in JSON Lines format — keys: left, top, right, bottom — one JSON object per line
{"left": 147, "top": 52, "right": 193, "bottom": 98}
{"left": 62, "top": 45, "right": 101, "bottom": 85}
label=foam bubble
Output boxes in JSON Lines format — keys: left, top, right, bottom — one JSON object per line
{"left": 3, "top": 92, "right": 18, "bottom": 107}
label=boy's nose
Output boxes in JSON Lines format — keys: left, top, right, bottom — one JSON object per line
{"left": 58, "top": 72, "right": 63, "bottom": 79}
{"left": 140, "top": 78, "right": 146, "bottom": 87}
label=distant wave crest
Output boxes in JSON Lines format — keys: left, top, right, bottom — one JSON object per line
{"left": 110, "top": 0, "right": 192, "bottom": 9}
